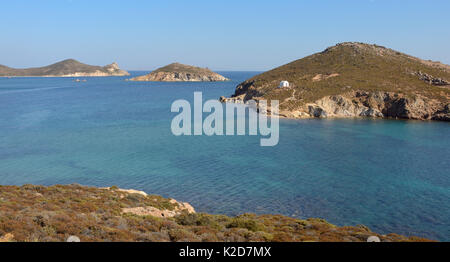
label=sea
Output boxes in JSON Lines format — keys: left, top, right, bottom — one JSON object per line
{"left": 0, "top": 71, "right": 448, "bottom": 241}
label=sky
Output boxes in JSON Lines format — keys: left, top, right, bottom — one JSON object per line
{"left": 0, "top": 0, "right": 449, "bottom": 71}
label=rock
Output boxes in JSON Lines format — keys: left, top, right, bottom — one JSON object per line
{"left": 130, "top": 63, "right": 229, "bottom": 82}
{"left": 360, "top": 108, "right": 384, "bottom": 117}
{"left": 367, "top": 236, "right": 381, "bottom": 242}
{"left": 116, "top": 185, "right": 196, "bottom": 218}
{"left": 66, "top": 236, "right": 81, "bottom": 242}
{"left": 0, "top": 233, "right": 14, "bottom": 242}
{"left": 102, "top": 187, "right": 148, "bottom": 197}
{"left": 432, "top": 104, "right": 450, "bottom": 121}
{"left": 312, "top": 73, "right": 340, "bottom": 82}
{"left": 121, "top": 199, "right": 195, "bottom": 218}
{"left": 245, "top": 90, "right": 448, "bottom": 121}
{"left": 169, "top": 199, "right": 196, "bottom": 214}
{"left": 220, "top": 94, "right": 245, "bottom": 104}
{"left": 416, "top": 71, "right": 450, "bottom": 86}
{"left": 116, "top": 188, "right": 148, "bottom": 196}
{"left": 308, "top": 105, "right": 328, "bottom": 118}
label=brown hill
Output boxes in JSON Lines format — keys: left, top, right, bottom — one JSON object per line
{"left": 0, "top": 59, "right": 129, "bottom": 77}
{"left": 131, "top": 62, "right": 228, "bottom": 82}
{"left": 223, "top": 42, "right": 450, "bottom": 121}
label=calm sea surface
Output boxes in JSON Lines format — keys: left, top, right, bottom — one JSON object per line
{"left": 0, "top": 71, "right": 448, "bottom": 241}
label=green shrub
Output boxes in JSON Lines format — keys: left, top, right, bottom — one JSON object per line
{"left": 226, "top": 217, "right": 265, "bottom": 232}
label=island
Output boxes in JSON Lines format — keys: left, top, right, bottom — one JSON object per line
{"left": 0, "top": 184, "right": 432, "bottom": 242}
{"left": 221, "top": 42, "right": 450, "bottom": 121}
{"left": 130, "top": 62, "right": 229, "bottom": 82}
{"left": 0, "top": 59, "right": 129, "bottom": 77}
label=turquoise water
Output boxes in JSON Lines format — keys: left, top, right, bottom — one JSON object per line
{"left": 0, "top": 72, "right": 449, "bottom": 241}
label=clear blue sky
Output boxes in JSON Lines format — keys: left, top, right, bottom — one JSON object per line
{"left": 1, "top": 0, "right": 449, "bottom": 70}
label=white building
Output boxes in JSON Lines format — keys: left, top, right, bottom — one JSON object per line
{"left": 278, "top": 81, "right": 289, "bottom": 88}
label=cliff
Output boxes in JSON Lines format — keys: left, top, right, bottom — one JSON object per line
{"left": 222, "top": 42, "right": 450, "bottom": 121}
{"left": 130, "top": 62, "right": 229, "bottom": 82}
{"left": 0, "top": 184, "right": 432, "bottom": 242}
{"left": 0, "top": 59, "right": 129, "bottom": 77}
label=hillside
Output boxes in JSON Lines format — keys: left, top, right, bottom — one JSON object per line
{"left": 223, "top": 42, "right": 450, "bottom": 121}
{"left": 0, "top": 59, "right": 129, "bottom": 77}
{"left": 0, "top": 184, "right": 432, "bottom": 242}
{"left": 130, "top": 62, "right": 229, "bottom": 82}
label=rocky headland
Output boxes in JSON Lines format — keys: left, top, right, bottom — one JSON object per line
{"left": 221, "top": 42, "right": 450, "bottom": 121}
{"left": 0, "top": 184, "right": 433, "bottom": 242}
{"left": 0, "top": 59, "right": 129, "bottom": 77}
{"left": 130, "top": 62, "right": 229, "bottom": 82}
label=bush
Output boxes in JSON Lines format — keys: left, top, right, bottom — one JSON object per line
{"left": 226, "top": 217, "right": 265, "bottom": 232}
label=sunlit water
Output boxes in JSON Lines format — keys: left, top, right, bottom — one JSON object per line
{"left": 0, "top": 72, "right": 448, "bottom": 241}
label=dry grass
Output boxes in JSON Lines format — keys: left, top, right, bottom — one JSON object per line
{"left": 0, "top": 184, "right": 434, "bottom": 242}
{"left": 233, "top": 42, "right": 450, "bottom": 109}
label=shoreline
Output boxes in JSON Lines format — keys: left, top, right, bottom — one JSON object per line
{"left": 0, "top": 74, "right": 129, "bottom": 78}
{"left": 0, "top": 184, "right": 435, "bottom": 242}
{"left": 219, "top": 96, "right": 450, "bottom": 122}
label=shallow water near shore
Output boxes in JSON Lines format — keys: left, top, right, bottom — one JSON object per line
{"left": 0, "top": 72, "right": 449, "bottom": 241}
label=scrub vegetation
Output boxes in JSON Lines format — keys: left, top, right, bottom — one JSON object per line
{"left": 0, "top": 184, "right": 433, "bottom": 242}
{"left": 233, "top": 42, "right": 450, "bottom": 109}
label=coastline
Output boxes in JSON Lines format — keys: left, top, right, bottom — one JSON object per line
{"left": 0, "top": 74, "right": 129, "bottom": 78}
{"left": 0, "top": 184, "right": 435, "bottom": 242}
{"left": 220, "top": 94, "right": 450, "bottom": 122}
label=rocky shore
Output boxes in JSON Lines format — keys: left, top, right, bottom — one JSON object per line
{"left": 0, "top": 184, "right": 433, "bottom": 242}
{"left": 223, "top": 90, "right": 450, "bottom": 121}
{"left": 221, "top": 42, "right": 450, "bottom": 121}
{"left": 130, "top": 62, "right": 229, "bottom": 82}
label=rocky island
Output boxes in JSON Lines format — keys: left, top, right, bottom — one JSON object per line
{"left": 0, "top": 184, "right": 432, "bottom": 242}
{"left": 221, "top": 42, "right": 450, "bottom": 121}
{"left": 0, "top": 59, "right": 129, "bottom": 77}
{"left": 130, "top": 62, "right": 229, "bottom": 82}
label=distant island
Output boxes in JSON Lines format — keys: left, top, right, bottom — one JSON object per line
{"left": 130, "top": 62, "right": 229, "bottom": 82}
{"left": 221, "top": 42, "right": 450, "bottom": 121}
{"left": 0, "top": 59, "right": 129, "bottom": 77}
{"left": 0, "top": 184, "right": 432, "bottom": 242}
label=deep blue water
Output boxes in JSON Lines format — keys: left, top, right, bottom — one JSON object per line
{"left": 0, "top": 71, "right": 449, "bottom": 241}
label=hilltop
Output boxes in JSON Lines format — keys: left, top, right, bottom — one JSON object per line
{"left": 130, "top": 62, "right": 229, "bottom": 82}
{"left": 0, "top": 59, "right": 129, "bottom": 77}
{"left": 0, "top": 184, "right": 432, "bottom": 242}
{"left": 222, "top": 42, "right": 450, "bottom": 121}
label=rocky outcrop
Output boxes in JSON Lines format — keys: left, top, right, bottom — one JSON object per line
{"left": 272, "top": 91, "right": 450, "bottom": 121}
{"left": 416, "top": 71, "right": 450, "bottom": 86}
{"left": 122, "top": 199, "right": 195, "bottom": 218}
{"left": 312, "top": 73, "right": 340, "bottom": 82}
{"left": 117, "top": 187, "right": 195, "bottom": 218}
{"left": 0, "top": 233, "right": 14, "bottom": 242}
{"left": 132, "top": 71, "right": 228, "bottom": 82}
{"left": 223, "top": 90, "right": 450, "bottom": 121}
{"left": 102, "top": 62, "right": 129, "bottom": 76}
{"left": 130, "top": 63, "right": 229, "bottom": 82}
